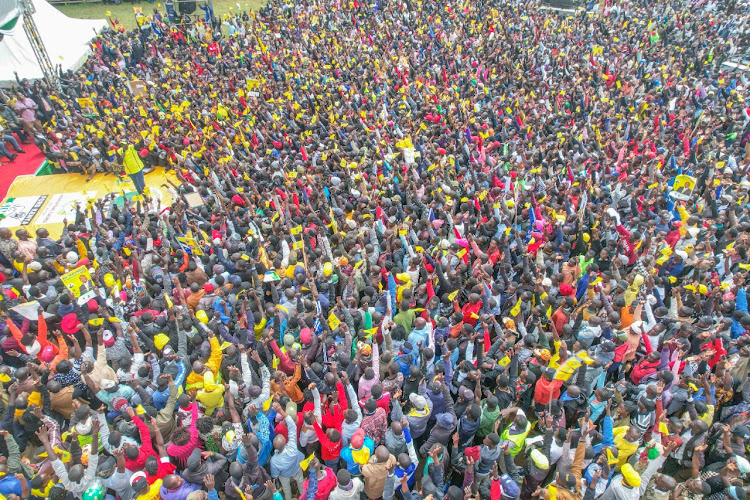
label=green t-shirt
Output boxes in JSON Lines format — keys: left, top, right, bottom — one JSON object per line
{"left": 394, "top": 309, "right": 416, "bottom": 333}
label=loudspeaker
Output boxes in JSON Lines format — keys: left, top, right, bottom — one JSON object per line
{"left": 179, "top": 1, "right": 196, "bottom": 15}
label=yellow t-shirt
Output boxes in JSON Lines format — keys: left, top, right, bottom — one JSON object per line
{"left": 613, "top": 426, "right": 639, "bottom": 467}
{"left": 197, "top": 385, "right": 225, "bottom": 415}
{"left": 136, "top": 479, "right": 162, "bottom": 500}
{"left": 185, "top": 371, "right": 204, "bottom": 390}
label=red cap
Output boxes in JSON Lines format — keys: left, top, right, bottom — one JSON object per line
{"left": 40, "top": 345, "right": 55, "bottom": 362}
{"left": 465, "top": 446, "right": 481, "bottom": 462}
{"left": 351, "top": 429, "right": 365, "bottom": 449}
{"left": 300, "top": 328, "right": 311, "bottom": 344}
{"left": 204, "top": 283, "right": 214, "bottom": 293}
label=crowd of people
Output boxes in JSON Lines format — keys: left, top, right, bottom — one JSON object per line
{"left": 1, "top": 0, "right": 750, "bottom": 498}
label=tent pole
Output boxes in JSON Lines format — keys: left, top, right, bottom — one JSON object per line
{"left": 19, "top": 0, "right": 60, "bottom": 91}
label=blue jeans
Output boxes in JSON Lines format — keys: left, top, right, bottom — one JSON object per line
{"left": 3, "top": 134, "right": 21, "bottom": 152}
{"left": 0, "top": 143, "right": 13, "bottom": 159}
{"left": 129, "top": 170, "right": 146, "bottom": 194}
{"left": 324, "top": 458, "right": 339, "bottom": 473}
{"left": 0, "top": 135, "right": 21, "bottom": 159}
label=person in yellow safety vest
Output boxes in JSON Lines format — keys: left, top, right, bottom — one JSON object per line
{"left": 122, "top": 144, "right": 146, "bottom": 194}
{"left": 499, "top": 407, "right": 532, "bottom": 457}
{"left": 273, "top": 333, "right": 300, "bottom": 370}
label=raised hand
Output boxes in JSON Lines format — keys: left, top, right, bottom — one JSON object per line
{"left": 204, "top": 474, "right": 215, "bottom": 491}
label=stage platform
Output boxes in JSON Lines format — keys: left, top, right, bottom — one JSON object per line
{"left": 0, "top": 166, "right": 177, "bottom": 239}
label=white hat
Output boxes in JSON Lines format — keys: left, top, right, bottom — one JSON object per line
{"left": 75, "top": 417, "right": 93, "bottom": 435}
{"left": 28, "top": 261, "right": 42, "bottom": 272}
{"left": 129, "top": 471, "right": 147, "bottom": 486}
{"left": 66, "top": 251, "right": 79, "bottom": 264}
{"left": 100, "top": 379, "right": 117, "bottom": 391}
{"left": 736, "top": 455, "right": 750, "bottom": 474}
{"left": 409, "top": 393, "right": 427, "bottom": 410}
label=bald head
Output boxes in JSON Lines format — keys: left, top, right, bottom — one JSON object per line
{"left": 273, "top": 434, "right": 287, "bottom": 451}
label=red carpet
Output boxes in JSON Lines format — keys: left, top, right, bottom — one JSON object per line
{"left": 0, "top": 140, "right": 45, "bottom": 201}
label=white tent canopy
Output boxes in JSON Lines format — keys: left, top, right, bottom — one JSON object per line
{"left": 0, "top": 0, "right": 106, "bottom": 83}
{"left": 0, "top": 0, "right": 23, "bottom": 31}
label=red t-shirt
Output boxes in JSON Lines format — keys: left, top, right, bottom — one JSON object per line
{"left": 146, "top": 457, "right": 176, "bottom": 484}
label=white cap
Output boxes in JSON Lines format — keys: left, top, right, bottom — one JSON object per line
{"left": 100, "top": 379, "right": 117, "bottom": 390}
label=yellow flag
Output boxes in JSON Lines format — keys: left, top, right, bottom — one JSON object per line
{"left": 363, "top": 327, "right": 378, "bottom": 338}
{"left": 262, "top": 396, "right": 274, "bottom": 411}
{"left": 329, "top": 313, "right": 340, "bottom": 331}
{"left": 510, "top": 298, "right": 522, "bottom": 317}
{"left": 300, "top": 453, "right": 316, "bottom": 471}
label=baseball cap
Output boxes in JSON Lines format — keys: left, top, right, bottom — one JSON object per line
{"left": 102, "top": 330, "right": 115, "bottom": 348}
{"left": 351, "top": 429, "right": 365, "bottom": 449}
{"left": 733, "top": 425, "right": 750, "bottom": 440}
{"left": 559, "top": 471, "right": 577, "bottom": 489}
{"left": 409, "top": 393, "right": 427, "bottom": 410}
{"left": 500, "top": 474, "right": 519, "bottom": 498}
{"left": 100, "top": 379, "right": 118, "bottom": 392}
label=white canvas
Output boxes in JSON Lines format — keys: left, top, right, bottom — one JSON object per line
{"left": 0, "top": 0, "right": 107, "bottom": 82}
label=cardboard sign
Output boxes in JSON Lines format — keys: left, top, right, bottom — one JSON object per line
{"left": 61, "top": 266, "right": 97, "bottom": 305}
{"left": 11, "top": 301, "right": 55, "bottom": 320}
{"left": 126, "top": 80, "right": 149, "bottom": 99}
{"left": 77, "top": 98, "right": 99, "bottom": 116}
{"left": 177, "top": 236, "right": 204, "bottom": 256}
{"left": 669, "top": 174, "right": 696, "bottom": 201}
{"left": 246, "top": 78, "right": 261, "bottom": 97}
{"left": 184, "top": 192, "right": 204, "bottom": 208}
{"left": 404, "top": 147, "right": 415, "bottom": 165}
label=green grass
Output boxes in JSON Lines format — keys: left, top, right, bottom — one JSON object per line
{"left": 53, "top": 0, "right": 265, "bottom": 30}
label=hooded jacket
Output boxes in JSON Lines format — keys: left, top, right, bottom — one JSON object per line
{"left": 361, "top": 454, "right": 398, "bottom": 499}
{"left": 123, "top": 145, "right": 144, "bottom": 175}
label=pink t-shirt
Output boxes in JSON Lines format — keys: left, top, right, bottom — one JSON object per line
{"left": 15, "top": 97, "right": 36, "bottom": 122}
